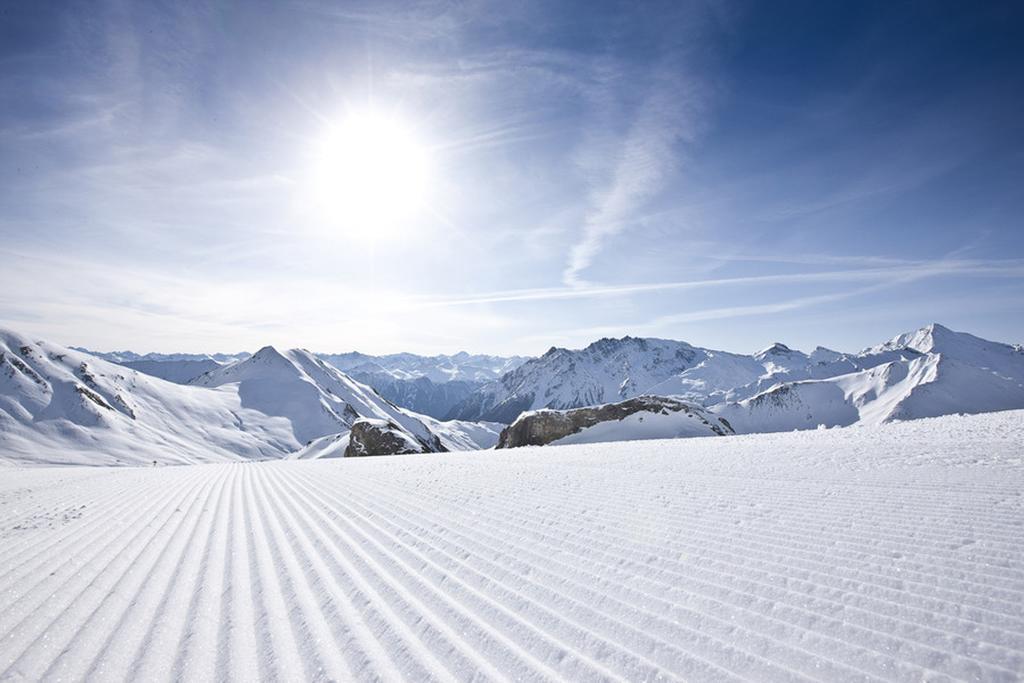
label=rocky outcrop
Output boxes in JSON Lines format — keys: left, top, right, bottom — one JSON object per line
{"left": 496, "top": 396, "right": 734, "bottom": 448}
{"left": 344, "top": 418, "right": 446, "bottom": 457}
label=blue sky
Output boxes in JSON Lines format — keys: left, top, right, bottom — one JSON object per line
{"left": 1, "top": 0, "right": 1022, "bottom": 355}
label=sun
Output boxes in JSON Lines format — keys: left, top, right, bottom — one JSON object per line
{"left": 310, "top": 109, "right": 431, "bottom": 240}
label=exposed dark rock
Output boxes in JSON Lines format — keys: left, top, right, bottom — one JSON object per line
{"left": 112, "top": 394, "right": 137, "bottom": 419}
{"left": 76, "top": 385, "right": 113, "bottom": 410}
{"left": 6, "top": 353, "right": 46, "bottom": 386}
{"left": 749, "top": 384, "right": 795, "bottom": 408}
{"left": 77, "top": 362, "right": 100, "bottom": 389}
{"left": 344, "top": 419, "right": 446, "bottom": 457}
{"left": 496, "top": 395, "right": 733, "bottom": 448}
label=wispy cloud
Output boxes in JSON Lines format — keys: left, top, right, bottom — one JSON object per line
{"left": 529, "top": 258, "right": 1024, "bottom": 347}
{"left": 418, "top": 258, "right": 1024, "bottom": 308}
{"left": 526, "top": 292, "right": 866, "bottom": 346}
{"left": 564, "top": 68, "right": 706, "bottom": 286}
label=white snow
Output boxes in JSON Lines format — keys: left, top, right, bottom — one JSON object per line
{"left": 416, "top": 415, "right": 504, "bottom": 451}
{"left": 1, "top": 410, "right": 1021, "bottom": 681}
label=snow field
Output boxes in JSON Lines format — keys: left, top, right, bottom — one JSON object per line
{"left": 1, "top": 410, "right": 1022, "bottom": 681}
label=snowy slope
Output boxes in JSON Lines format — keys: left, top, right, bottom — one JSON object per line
{"left": 0, "top": 330, "right": 296, "bottom": 466}
{"left": 644, "top": 350, "right": 768, "bottom": 405}
{"left": 415, "top": 414, "right": 503, "bottom": 451}
{"left": 719, "top": 346, "right": 920, "bottom": 405}
{"left": 0, "top": 410, "right": 1021, "bottom": 680}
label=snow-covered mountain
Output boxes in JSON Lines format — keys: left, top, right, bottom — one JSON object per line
{"left": 83, "top": 345, "right": 528, "bottom": 419}
{"left": 449, "top": 337, "right": 718, "bottom": 423}
{"left": 450, "top": 324, "right": 1024, "bottom": 431}
{"left": 719, "top": 323, "right": 1024, "bottom": 432}
{"left": 189, "top": 346, "right": 431, "bottom": 445}
{"left": 2, "top": 332, "right": 289, "bottom": 465}
{"left": 187, "top": 345, "right": 500, "bottom": 454}
{"left": 1, "top": 330, "right": 496, "bottom": 466}
{"left": 448, "top": 336, "right": 818, "bottom": 422}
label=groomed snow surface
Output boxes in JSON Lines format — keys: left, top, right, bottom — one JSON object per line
{"left": 2, "top": 411, "right": 1023, "bottom": 682}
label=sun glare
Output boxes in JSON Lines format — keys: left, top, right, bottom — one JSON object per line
{"left": 310, "top": 109, "right": 431, "bottom": 240}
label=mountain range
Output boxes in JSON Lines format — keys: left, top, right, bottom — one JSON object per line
{"left": 716, "top": 323, "right": 1024, "bottom": 432}
{"left": 450, "top": 323, "right": 1023, "bottom": 418}
{"left": 1, "top": 330, "right": 500, "bottom": 466}
{"left": 4, "top": 323, "right": 1022, "bottom": 463}
{"left": 491, "top": 323, "right": 1024, "bottom": 446}
{"left": 80, "top": 346, "right": 529, "bottom": 419}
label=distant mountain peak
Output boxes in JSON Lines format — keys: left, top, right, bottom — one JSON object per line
{"left": 754, "top": 342, "right": 801, "bottom": 360}
{"left": 247, "top": 345, "right": 295, "bottom": 367}
{"left": 585, "top": 337, "right": 627, "bottom": 351}
{"left": 809, "top": 345, "right": 844, "bottom": 364}
{"left": 580, "top": 336, "right": 695, "bottom": 356}
{"left": 870, "top": 322, "right": 981, "bottom": 356}
{"left": 252, "top": 344, "right": 282, "bottom": 357}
